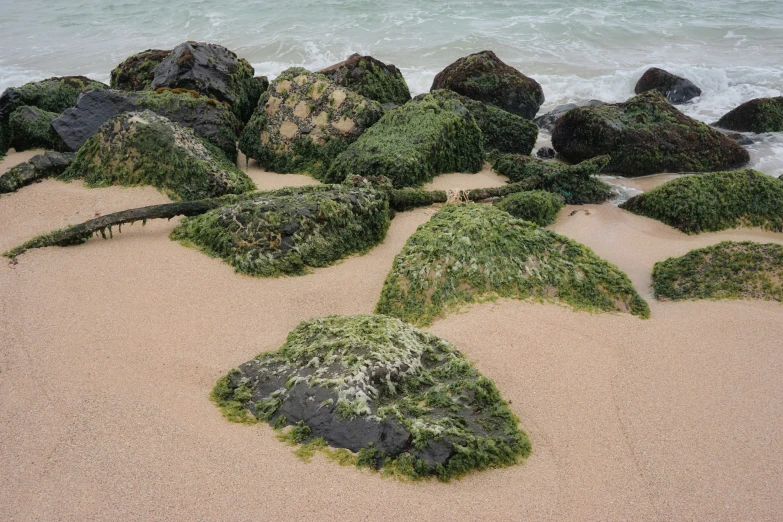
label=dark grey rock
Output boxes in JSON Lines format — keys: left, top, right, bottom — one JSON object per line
{"left": 0, "top": 151, "right": 74, "bottom": 193}
{"left": 534, "top": 100, "right": 604, "bottom": 133}
{"left": 634, "top": 67, "right": 702, "bottom": 104}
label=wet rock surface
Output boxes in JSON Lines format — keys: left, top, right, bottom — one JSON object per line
{"left": 714, "top": 96, "right": 783, "bottom": 133}
{"left": 634, "top": 67, "right": 702, "bottom": 104}
{"left": 534, "top": 100, "right": 604, "bottom": 133}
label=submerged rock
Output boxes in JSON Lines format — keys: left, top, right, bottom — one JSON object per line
{"left": 533, "top": 100, "right": 604, "bottom": 133}
{"left": 51, "top": 89, "right": 240, "bottom": 162}
{"left": 9, "top": 106, "right": 68, "bottom": 152}
{"left": 653, "top": 241, "right": 783, "bottom": 302}
{"left": 149, "top": 41, "right": 265, "bottom": 123}
{"left": 110, "top": 49, "right": 172, "bottom": 91}
{"left": 496, "top": 190, "right": 564, "bottom": 226}
{"left": 376, "top": 204, "right": 649, "bottom": 326}
{"left": 320, "top": 54, "right": 411, "bottom": 107}
{"left": 714, "top": 96, "right": 783, "bottom": 133}
{"left": 634, "top": 67, "right": 701, "bottom": 104}
{"left": 551, "top": 91, "right": 750, "bottom": 176}
{"left": 325, "top": 91, "right": 483, "bottom": 187}
{"left": 619, "top": 169, "right": 783, "bottom": 234}
{"left": 212, "top": 314, "right": 530, "bottom": 480}
{"left": 60, "top": 110, "right": 254, "bottom": 201}
{"left": 238, "top": 67, "right": 384, "bottom": 178}
{"left": 0, "top": 151, "right": 74, "bottom": 193}
{"left": 430, "top": 50, "right": 544, "bottom": 120}
{"left": 171, "top": 185, "right": 389, "bottom": 276}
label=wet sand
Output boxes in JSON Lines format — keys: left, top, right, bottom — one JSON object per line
{"left": 1, "top": 149, "right": 782, "bottom": 520}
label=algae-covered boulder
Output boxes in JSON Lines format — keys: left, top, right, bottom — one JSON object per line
{"left": 212, "top": 314, "right": 530, "bottom": 480}
{"left": 52, "top": 89, "right": 240, "bottom": 161}
{"left": 149, "top": 41, "right": 265, "bottom": 123}
{"left": 110, "top": 49, "right": 172, "bottom": 91}
{"left": 0, "top": 151, "right": 74, "bottom": 194}
{"left": 376, "top": 204, "right": 649, "bottom": 326}
{"left": 634, "top": 67, "right": 701, "bottom": 104}
{"left": 61, "top": 111, "right": 254, "bottom": 201}
{"left": 238, "top": 67, "right": 384, "bottom": 178}
{"left": 430, "top": 51, "right": 544, "bottom": 120}
{"left": 619, "top": 170, "right": 783, "bottom": 234}
{"left": 9, "top": 106, "right": 68, "bottom": 152}
{"left": 552, "top": 91, "right": 750, "bottom": 175}
{"left": 714, "top": 97, "right": 783, "bottom": 133}
{"left": 490, "top": 154, "right": 613, "bottom": 204}
{"left": 652, "top": 241, "right": 783, "bottom": 302}
{"left": 325, "top": 92, "right": 483, "bottom": 187}
{"left": 534, "top": 100, "right": 605, "bottom": 133}
{"left": 496, "top": 190, "right": 564, "bottom": 226}
{"left": 171, "top": 185, "right": 389, "bottom": 276}
{"left": 320, "top": 54, "right": 411, "bottom": 107}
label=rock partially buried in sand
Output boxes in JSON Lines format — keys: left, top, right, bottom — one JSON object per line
{"left": 238, "top": 67, "right": 384, "bottom": 179}
{"left": 60, "top": 110, "right": 254, "bottom": 201}
{"left": 0, "top": 151, "right": 74, "bottom": 194}
{"left": 320, "top": 53, "right": 412, "bottom": 107}
{"left": 325, "top": 91, "right": 483, "bottom": 187}
{"left": 376, "top": 203, "right": 650, "bottom": 326}
{"left": 8, "top": 106, "right": 68, "bottom": 152}
{"left": 495, "top": 190, "right": 564, "bottom": 226}
{"left": 551, "top": 91, "right": 750, "bottom": 176}
{"left": 713, "top": 96, "right": 783, "bottom": 133}
{"left": 171, "top": 185, "right": 390, "bottom": 276}
{"left": 652, "top": 241, "right": 783, "bottom": 302}
{"left": 110, "top": 49, "right": 172, "bottom": 91}
{"left": 430, "top": 50, "right": 544, "bottom": 120}
{"left": 634, "top": 67, "right": 701, "bottom": 104}
{"left": 212, "top": 314, "right": 530, "bottom": 480}
{"left": 619, "top": 169, "right": 783, "bottom": 234}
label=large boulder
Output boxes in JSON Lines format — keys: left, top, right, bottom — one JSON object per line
{"left": 714, "top": 97, "right": 783, "bottom": 133}
{"left": 212, "top": 314, "right": 530, "bottom": 480}
{"left": 171, "top": 185, "right": 389, "bottom": 276}
{"left": 8, "top": 106, "right": 68, "bottom": 152}
{"left": 149, "top": 41, "right": 265, "bottom": 123}
{"left": 60, "top": 110, "right": 254, "bottom": 201}
{"left": 430, "top": 50, "right": 544, "bottom": 120}
{"left": 551, "top": 91, "right": 750, "bottom": 176}
{"left": 0, "top": 151, "right": 74, "bottom": 193}
{"left": 634, "top": 67, "right": 701, "bottom": 104}
{"left": 320, "top": 53, "right": 411, "bottom": 108}
{"left": 534, "top": 100, "right": 604, "bottom": 133}
{"left": 376, "top": 203, "right": 649, "bottom": 326}
{"left": 51, "top": 89, "right": 240, "bottom": 162}
{"left": 238, "top": 67, "right": 384, "bottom": 179}
{"left": 325, "top": 91, "right": 483, "bottom": 187}
{"left": 110, "top": 49, "right": 172, "bottom": 91}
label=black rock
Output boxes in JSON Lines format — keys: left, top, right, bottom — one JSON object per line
{"left": 0, "top": 151, "right": 75, "bottom": 193}
{"left": 534, "top": 100, "right": 604, "bottom": 133}
{"left": 536, "top": 147, "right": 556, "bottom": 159}
{"left": 634, "top": 67, "right": 702, "bottom": 104}
{"left": 713, "top": 97, "right": 783, "bottom": 133}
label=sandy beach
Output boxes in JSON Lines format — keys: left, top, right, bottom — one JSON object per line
{"left": 1, "top": 148, "right": 782, "bottom": 520}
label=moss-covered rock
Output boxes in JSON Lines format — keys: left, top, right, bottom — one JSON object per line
{"left": 652, "top": 241, "right": 783, "bottom": 302}
{"left": 212, "top": 314, "right": 530, "bottom": 480}
{"left": 52, "top": 89, "right": 240, "bottom": 162}
{"left": 110, "top": 49, "right": 172, "bottom": 91}
{"left": 551, "top": 91, "right": 750, "bottom": 175}
{"left": 0, "top": 151, "right": 74, "bottom": 194}
{"left": 149, "top": 41, "right": 266, "bottom": 123}
{"left": 430, "top": 50, "right": 544, "bottom": 120}
{"left": 239, "top": 67, "right": 384, "bottom": 178}
{"left": 320, "top": 54, "right": 411, "bottom": 107}
{"left": 61, "top": 110, "right": 254, "bottom": 201}
{"left": 171, "top": 185, "right": 389, "bottom": 276}
{"left": 634, "top": 67, "right": 701, "bottom": 104}
{"left": 714, "top": 97, "right": 783, "bottom": 133}
{"left": 376, "top": 204, "right": 649, "bottom": 326}
{"left": 496, "top": 190, "right": 564, "bottom": 226}
{"left": 490, "top": 154, "right": 614, "bottom": 204}
{"left": 619, "top": 170, "right": 783, "bottom": 234}
{"left": 9, "top": 106, "right": 68, "bottom": 152}
{"left": 325, "top": 92, "right": 483, "bottom": 187}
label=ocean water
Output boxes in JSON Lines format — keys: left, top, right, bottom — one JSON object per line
{"left": 1, "top": 0, "right": 782, "bottom": 174}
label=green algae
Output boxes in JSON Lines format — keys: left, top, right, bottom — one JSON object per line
{"left": 376, "top": 203, "right": 649, "bottom": 326}
{"left": 8, "top": 106, "right": 67, "bottom": 152}
{"left": 653, "top": 241, "right": 783, "bottom": 302}
{"left": 496, "top": 190, "right": 564, "bottom": 226}
{"left": 212, "top": 314, "right": 530, "bottom": 481}
{"left": 110, "top": 49, "right": 172, "bottom": 91}
{"left": 321, "top": 54, "right": 411, "bottom": 107}
{"left": 620, "top": 170, "right": 783, "bottom": 234}
{"left": 7, "top": 76, "right": 106, "bottom": 115}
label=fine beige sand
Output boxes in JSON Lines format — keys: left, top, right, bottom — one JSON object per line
{"left": 2, "top": 149, "right": 782, "bottom": 520}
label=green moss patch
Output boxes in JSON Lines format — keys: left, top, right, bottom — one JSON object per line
{"left": 61, "top": 110, "right": 254, "bottom": 201}
{"left": 9, "top": 106, "right": 67, "bottom": 152}
{"left": 376, "top": 203, "right": 649, "bottom": 326}
{"left": 325, "top": 91, "right": 483, "bottom": 187}
{"left": 714, "top": 96, "right": 783, "bottom": 133}
{"left": 320, "top": 54, "right": 412, "bottom": 107}
{"left": 491, "top": 154, "right": 614, "bottom": 204}
{"left": 212, "top": 314, "right": 530, "bottom": 481}
{"left": 171, "top": 185, "right": 389, "bottom": 276}
{"left": 620, "top": 170, "right": 783, "bottom": 234}
{"left": 496, "top": 190, "right": 564, "bottom": 226}
{"left": 653, "top": 241, "right": 783, "bottom": 301}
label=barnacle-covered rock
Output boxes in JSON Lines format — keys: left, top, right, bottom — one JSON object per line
{"left": 110, "top": 49, "right": 172, "bottom": 91}
{"left": 320, "top": 53, "right": 411, "bottom": 107}
{"left": 376, "top": 204, "right": 649, "bottom": 326}
{"left": 212, "top": 314, "right": 530, "bottom": 480}
{"left": 238, "top": 67, "right": 384, "bottom": 178}
{"left": 60, "top": 110, "right": 254, "bottom": 201}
